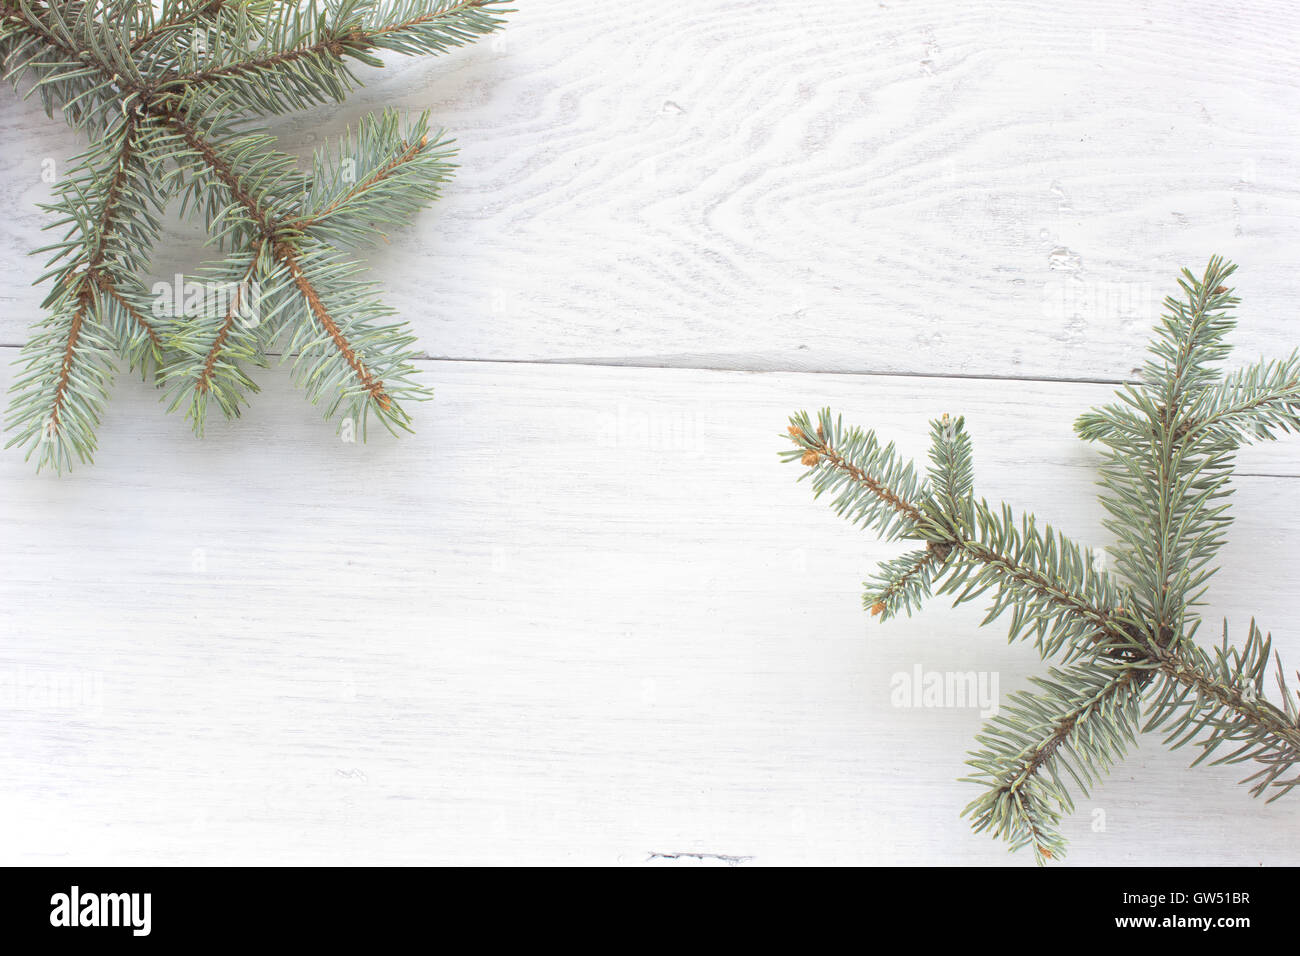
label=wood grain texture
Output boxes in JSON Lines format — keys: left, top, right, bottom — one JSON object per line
{"left": 2, "top": 0, "right": 1300, "bottom": 866}
{"left": 5, "top": 0, "right": 1300, "bottom": 378}
{"left": 1, "top": 359, "right": 1298, "bottom": 865}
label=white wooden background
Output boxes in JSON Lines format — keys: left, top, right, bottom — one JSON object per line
{"left": 2, "top": 0, "right": 1300, "bottom": 866}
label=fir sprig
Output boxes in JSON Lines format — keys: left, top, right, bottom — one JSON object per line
{"left": 784, "top": 258, "right": 1300, "bottom": 863}
{"left": 2, "top": 0, "right": 509, "bottom": 471}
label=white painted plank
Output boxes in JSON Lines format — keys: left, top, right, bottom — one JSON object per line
{"left": 1, "top": 358, "right": 1297, "bottom": 865}
{"left": 4, "top": 0, "right": 1300, "bottom": 379}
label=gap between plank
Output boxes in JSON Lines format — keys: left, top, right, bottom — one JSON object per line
{"left": 0, "top": 343, "right": 1133, "bottom": 388}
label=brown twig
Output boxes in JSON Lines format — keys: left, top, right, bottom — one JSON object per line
{"left": 195, "top": 244, "right": 262, "bottom": 394}
{"left": 276, "top": 241, "right": 391, "bottom": 410}
{"left": 291, "top": 135, "right": 427, "bottom": 231}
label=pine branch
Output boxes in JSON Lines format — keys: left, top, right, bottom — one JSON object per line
{"left": 1148, "top": 256, "right": 1238, "bottom": 398}
{"left": 784, "top": 258, "right": 1300, "bottom": 862}
{"left": 292, "top": 109, "right": 457, "bottom": 248}
{"left": 129, "top": 0, "right": 235, "bottom": 53}
{"left": 786, "top": 413, "right": 1139, "bottom": 661}
{"left": 944, "top": 517, "right": 1136, "bottom": 661}
{"left": 0, "top": 1, "right": 131, "bottom": 132}
{"left": 33, "top": 114, "right": 170, "bottom": 349}
{"left": 157, "top": 242, "right": 269, "bottom": 431}
{"left": 157, "top": 104, "right": 422, "bottom": 425}
{"left": 780, "top": 408, "right": 928, "bottom": 541}
{"left": 4, "top": 290, "right": 115, "bottom": 472}
{"left": 156, "top": 105, "right": 407, "bottom": 421}
{"left": 1147, "top": 622, "right": 1300, "bottom": 801}
{"left": 155, "top": 0, "right": 508, "bottom": 115}
{"left": 864, "top": 544, "right": 949, "bottom": 620}
{"left": 925, "top": 413, "right": 974, "bottom": 523}
{"left": 271, "top": 238, "right": 425, "bottom": 434}
{"left": 962, "top": 661, "right": 1150, "bottom": 864}
{"left": 345, "top": 0, "right": 510, "bottom": 59}
{"left": 6, "top": 110, "right": 165, "bottom": 469}
{"left": 1075, "top": 259, "right": 1243, "bottom": 646}
{"left": 4, "top": 0, "right": 507, "bottom": 469}
{"left": 155, "top": 2, "right": 364, "bottom": 114}
{"left": 94, "top": 273, "right": 165, "bottom": 375}
{"left": 1181, "top": 352, "right": 1300, "bottom": 446}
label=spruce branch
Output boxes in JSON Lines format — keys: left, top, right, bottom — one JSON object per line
{"left": 962, "top": 660, "right": 1150, "bottom": 864}
{"left": 784, "top": 258, "right": 1300, "bottom": 862}
{"left": 779, "top": 409, "right": 928, "bottom": 541}
{"left": 787, "top": 413, "right": 1139, "bottom": 661}
{"left": 2, "top": 0, "right": 510, "bottom": 471}
{"left": 864, "top": 545, "right": 950, "bottom": 620}
{"left": 1146, "top": 623, "right": 1300, "bottom": 800}
{"left": 6, "top": 107, "right": 170, "bottom": 469}
{"left": 128, "top": 1, "right": 237, "bottom": 54}
{"left": 156, "top": 240, "right": 268, "bottom": 430}
{"left": 1075, "top": 259, "right": 1244, "bottom": 647}
{"left": 151, "top": 0, "right": 505, "bottom": 115}
{"left": 1181, "top": 353, "right": 1300, "bottom": 446}
{"left": 293, "top": 109, "right": 457, "bottom": 248}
